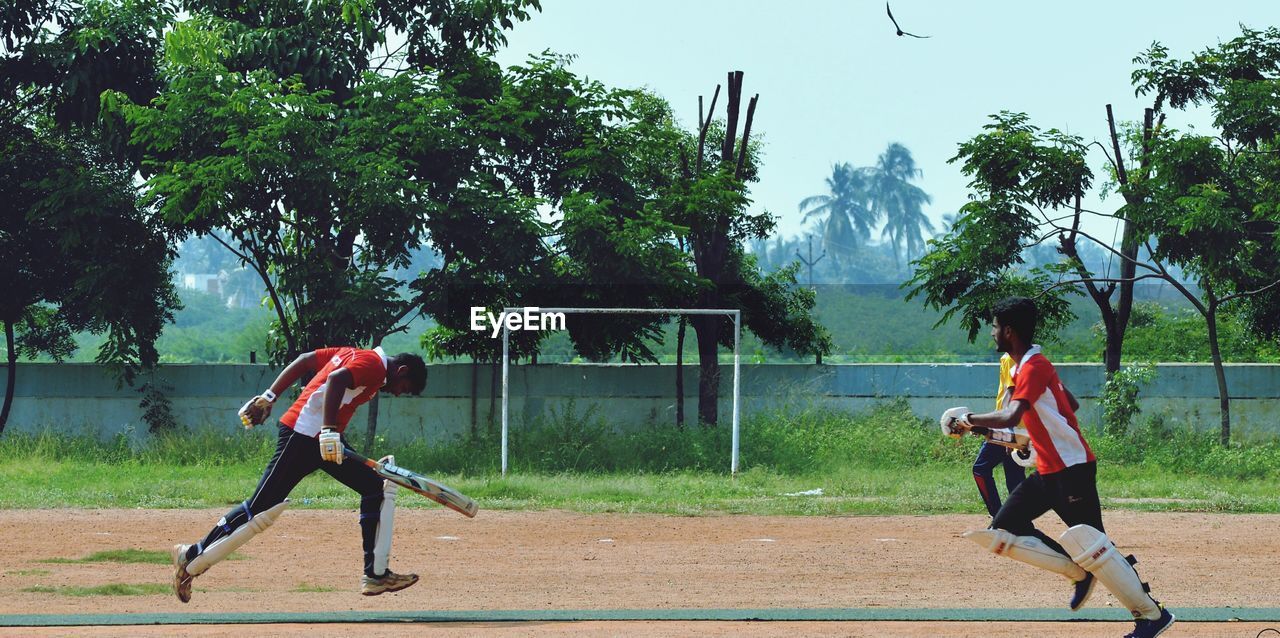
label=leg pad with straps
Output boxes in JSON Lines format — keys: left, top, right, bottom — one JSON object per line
{"left": 964, "top": 528, "right": 1087, "bottom": 581}
{"left": 372, "top": 477, "right": 398, "bottom": 575}
{"left": 187, "top": 500, "right": 288, "bottom": 576}
{"left": 1058, "top": 524, "right": 1161, "bottom": 620}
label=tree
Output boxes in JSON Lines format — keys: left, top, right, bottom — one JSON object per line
{"left": 107, "top": 2, "right": 542, "bottom": 364}
{"left": 748, "top": 235, "right": 803, "bottom": 274}
{"left": 671, "top": 72, "right": 831, "bottom": 425}
{"left": 868, "top": 143, "right": 933, "bottom": 268}
{"left": 1124, "top": 28, "right": 1280, "bottom": 443}
{"left": 911, "top": 27, "right": 1280, "bottom": 444}
{"left": 936, "top": 212, "right": 958, "bottom": 237}
{"left": 0, "top": 120, "right": 178, "bottom": 435}
{"left": 1, "top": 0, "right": 181, "bottom": 435}
{"left": 911, "top": 109, "right": 1152, "bottom": 375}
{"left": 798, "top": 163, "right": 875, "bottom": 269}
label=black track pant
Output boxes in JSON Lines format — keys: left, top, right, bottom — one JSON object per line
{"left": 186, "top": 424, "right": 387, "bottom": 577}
{"left": 990, "top": 461, "right": 1103, "bottom": 558}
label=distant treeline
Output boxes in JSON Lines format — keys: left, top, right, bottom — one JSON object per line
{"left": 63, "top": 283, "right": 1277, "bottom": 365}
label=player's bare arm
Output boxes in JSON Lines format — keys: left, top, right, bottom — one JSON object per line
{"left": 318, "top": 367, "right": 355, "bottom": 464}
{"left": 1064, "top": 385, "right": 1080, "bottom": 412}
{"left": 966, "top": 398, "right": 1030, "bottom": 431}
{"left": 238, "top": 352, "right": 323, "bottom": 428}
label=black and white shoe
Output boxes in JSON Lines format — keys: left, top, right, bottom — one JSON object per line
{"left": 1125, "top": 607, "right": 1175, "bottom": 638}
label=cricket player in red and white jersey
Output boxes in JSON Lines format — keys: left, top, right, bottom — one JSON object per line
{"left": 170, "top": 346, "right": 427, "bottom": 603}
{"left": 941, "top": 297, "right": 1175, "bottom": 638}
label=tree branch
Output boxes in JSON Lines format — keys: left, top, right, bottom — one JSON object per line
{"left": 1040, "top": 273, "right": 1167, "bottom": 295}
{"left": 209, "top": 231, "right": 253, "bottom": 265}
{"left": 734, "top": 93, "right": 757, "bottom": 180}
{"left": 1106, "top": 104, "right": 1129, "bottom": 186}
{"left": 1088, "top": 140, "right": 1119, "bottom": 177}
{"left": 1219, "top": 278, "right": 1280, "bottom": 304}
{"left": 1030, "top": 209, "right": 1163, "bottom": 276}
{"left": 695, "top": 85, "right": 720, "bottom": 177}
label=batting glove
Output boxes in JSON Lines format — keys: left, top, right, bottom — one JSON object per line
{"left": 939, "top": 406, "right": 972, "bottom": 439}
{"left": 318, "top": 427, "right": 344, "bottom": 464}
{"left": 238, "top": 389, "right": 277, "bottom": 429}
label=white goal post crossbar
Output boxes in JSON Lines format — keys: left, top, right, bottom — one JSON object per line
{"left": 500, "top": 307, "right": 742, "bottom": 476}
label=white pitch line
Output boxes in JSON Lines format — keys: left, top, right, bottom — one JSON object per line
{"left": 436, "top": 536, "right": 460, "bottom": 541}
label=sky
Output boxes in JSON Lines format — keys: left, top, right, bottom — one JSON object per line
{"left": 492, "top": 0, "right": 1280, "bottom": 246}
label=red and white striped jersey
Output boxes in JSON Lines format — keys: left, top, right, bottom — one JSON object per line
{"left": 1011, "top": 346, "right": 1095, "bottom": 475}
{"left": 280, "top": 347, "right": 389, "bottom": 437}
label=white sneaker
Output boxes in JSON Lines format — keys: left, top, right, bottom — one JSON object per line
{"left": 360, "top": 569, "right": 419, "bottom": 596}
{"left": 171, "top": 544, "right": 194, "bottom": 603}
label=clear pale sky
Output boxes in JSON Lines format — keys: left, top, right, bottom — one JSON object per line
{"left": 493, "top": 0, "right": 1280, "bottom": 245}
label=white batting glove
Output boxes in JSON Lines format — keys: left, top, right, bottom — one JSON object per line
{"left": 939, "top": 407, "right": 972, "bottom": 439}
{"left": 237, "top": 389, "right": 277, "bottom": 429}
{"left": 1012, "top": 445, "right": 1037, "bottom": 468}
{"left": 318, "top": 427, "right": 344, "bottom": 464}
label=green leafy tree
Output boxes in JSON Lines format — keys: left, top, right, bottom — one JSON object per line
{"left": 0, "top": 121, "right": 178, "bottom": 435}
{"left": 912, "top": 27, "right": 1280, "bottom": 444}
{"left": 669, "top": 72, "right": 831, "bottom": 425}
{"left": 905, "top": 112, "right": 1082, "bottom": 345}
{"left": 106, "top": 0, "right": 543, "bottom": 364}
{"left": 1, "top": 0, "right": 181, "bottom": 435}
{"left": 1125, "top": 27, "right": 1280, "bottom": 442}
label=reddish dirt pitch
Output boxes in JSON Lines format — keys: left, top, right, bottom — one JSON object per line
{"left": 1, "top": 509, "right": 1277, "bottom": 637}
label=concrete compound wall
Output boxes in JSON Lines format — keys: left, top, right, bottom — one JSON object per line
{"left": 3, "top": 362, "right": 1278, "bottom": 443}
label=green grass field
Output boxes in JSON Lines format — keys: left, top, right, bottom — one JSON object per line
{"left": 2, "top": 401, "right": 1277, "bottom": 514}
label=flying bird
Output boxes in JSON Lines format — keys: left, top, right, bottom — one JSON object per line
{"left": 886, "top": 3, "right": 930, "bottom": 39}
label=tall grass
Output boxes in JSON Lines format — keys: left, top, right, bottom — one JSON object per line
{"left": 2, "top": 401, "right": 1278, "bottom": 513}
{"left": 5, "top": 400, "right": 1273, "bottom": 479}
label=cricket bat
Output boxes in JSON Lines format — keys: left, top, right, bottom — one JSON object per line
{"left": 968, "top": 426, "right": 1031, "bottom": 452}
{"left": 344, "top": 449, "right": 479, "bottom": 518}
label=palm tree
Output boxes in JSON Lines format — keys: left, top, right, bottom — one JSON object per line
{"left": 798, "top": 163, "right": 877, "bottom": 270}
{"left": 867, "top": 143, "right": 933, "bottom": 268}
{"left": 747, "top": 235, "right": 801, "bottom": 273}
{"left": 936, "top": 212, "right": 958, "bottom": 237}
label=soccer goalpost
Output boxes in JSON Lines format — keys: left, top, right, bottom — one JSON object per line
{"left": 500, "top": 307, "right": 742, "bottom": 476}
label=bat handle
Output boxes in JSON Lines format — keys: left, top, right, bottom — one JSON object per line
{"left": 342, "top": 448, "right": 378, "bottom": 469}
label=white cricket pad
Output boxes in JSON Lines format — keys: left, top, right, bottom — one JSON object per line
{"left": 372, "top": 477, "right": 399, "bottom": 575}
{"left": 187, "top": 500, "right": 288, "bottom": 576}
{"left": 963, "top": 528, "right": 1086, "bottom": 581}
{"left": 1059, "top": 524, "right": 1161, "bottom": 620}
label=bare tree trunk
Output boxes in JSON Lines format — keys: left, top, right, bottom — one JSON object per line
{"left": 1205, "top": 299, "right": 1231, "bottom": 445}
{"left": 692, "top": 315, "right": 721, "bottom": 426}
{"left": 1, "top": 319, "right": 15, "bottom": 436}
{"left": 488, "top": 358, "right": 498, "bottom": 436}
{"left": 470, "top": 360, "right": 479, "bottom": 438}
{"left": 1062, "top": 194, "right": 1125, "bottom": 376}
{"left": 675, "top": 316, "right": 686, "bottom": 428}
{"left": 1101, "top": 316, "right": 1123, "bottom": 376}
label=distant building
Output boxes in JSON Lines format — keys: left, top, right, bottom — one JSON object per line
{"left": 181, "top": 273, "right": 221, "bottom": 296}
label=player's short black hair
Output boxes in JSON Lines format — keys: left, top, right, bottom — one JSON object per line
{"left": 991, "top": 297, "right": 1038, "bottom": 344}
{"left": 390, "top": 352, "right": 428, "bottom": 395}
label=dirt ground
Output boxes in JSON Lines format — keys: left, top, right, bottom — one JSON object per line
{"left": 1, "top": 509, "right": 1276, "bottom": 637}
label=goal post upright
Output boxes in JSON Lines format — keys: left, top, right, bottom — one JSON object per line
{"left": 500, "top": 307, "right": 742, "bottom": 476}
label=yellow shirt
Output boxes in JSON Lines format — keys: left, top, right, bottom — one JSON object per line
{"left": 996, "top": 353, "right": 1015, "bottom": 410}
